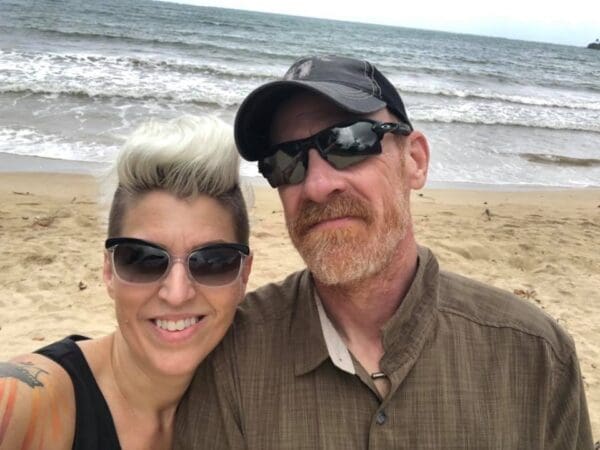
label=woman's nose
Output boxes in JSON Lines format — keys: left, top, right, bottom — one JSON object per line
{"left": 158, "top": 259, "right": 195, "bottom": 306}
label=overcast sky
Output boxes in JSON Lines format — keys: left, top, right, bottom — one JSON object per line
{"left": 162, "top": 0, "right": 600, "bottom": 46}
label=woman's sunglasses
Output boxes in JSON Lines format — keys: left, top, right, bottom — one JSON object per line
{"left": 105, "top": 237, "right": 250, "bottom": 287}
{"left": 258, "top": 119, "right": 412, "bottom": 187}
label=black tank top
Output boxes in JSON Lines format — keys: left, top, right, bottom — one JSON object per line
{"left": 35, "top": 335, "right": 121, "bottom": 450}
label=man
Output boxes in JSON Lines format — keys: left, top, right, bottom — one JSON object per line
{"left": 175, "top": 56, "right": 593, "bottom": 449}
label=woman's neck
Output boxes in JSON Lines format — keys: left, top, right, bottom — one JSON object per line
{"left": 79, "top": 333, "right": 193, "bottom": 449}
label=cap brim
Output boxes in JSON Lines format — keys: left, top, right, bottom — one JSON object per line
{"left": 234, "top": 80, "right": 387, "bottom": 161}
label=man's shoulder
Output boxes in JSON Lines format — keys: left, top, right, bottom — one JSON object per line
{"left": 437, "top": 270, "right": 576, "bottom": 360}
{"left": 237, "top": 269, "right": 310, "bottom": 325}
{"left": 210, "top": 270, "right": 311, "bottom": 371}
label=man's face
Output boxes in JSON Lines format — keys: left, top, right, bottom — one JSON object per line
{"left": 270, "top": 93, "right": 427, "bottom": 286}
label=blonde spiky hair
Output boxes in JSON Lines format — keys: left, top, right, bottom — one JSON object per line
{"left": 106, "top": 114, "right": 249, "bottom": 244}
{"left": 116, "top": 114, "right": 239, "bottom": 197}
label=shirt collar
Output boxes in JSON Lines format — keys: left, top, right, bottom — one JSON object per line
{"left": 291, "top": 270, "right": 331, "bottom": 376}
{"left": 380, "top": 246, "right": 439, "bottom": 373}
{"left": 315, "top": 293, "right": 356, "bottom": 374}
{"left": 291, "top": 246, "right": 439, "bottom": 377}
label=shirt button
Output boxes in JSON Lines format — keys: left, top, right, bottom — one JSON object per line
{"left": 376, "top": 410, "right": 387, "bottom": 425}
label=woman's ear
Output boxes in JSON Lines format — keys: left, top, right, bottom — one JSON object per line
{"left": 405, "top": 131, "right": 430, "bottom": 190}
{"left": 103, "top": 251, "right": 116, "bottom": 300}
{"left": 241, "top": 253, "right": 253, "bottom": 288}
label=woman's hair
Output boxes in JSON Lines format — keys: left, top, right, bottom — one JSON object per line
{"left": 107, "top": 114, "right": 249, "bottom": 244}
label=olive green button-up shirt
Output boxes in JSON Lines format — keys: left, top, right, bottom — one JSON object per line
{"left": 175, "top": 247, "right": 593, "bottom": 449}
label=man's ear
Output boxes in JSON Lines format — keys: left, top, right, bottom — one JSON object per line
{"left": 103, "top": 251, "right": 116, "bottom": 300}
{"left": 405, "top": 131, "right": 429, "bottom": 190}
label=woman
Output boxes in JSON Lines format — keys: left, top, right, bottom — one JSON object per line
{"left": 0, "top": 115, "right": 252, "bottom": 449}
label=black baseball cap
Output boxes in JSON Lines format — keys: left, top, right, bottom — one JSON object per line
{"left": 234, "top": 55, "right": 414, "bottom": 161}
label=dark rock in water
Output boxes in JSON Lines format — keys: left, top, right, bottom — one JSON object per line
{"left": 588, "top": 41, "right": 600, "bottom": 49}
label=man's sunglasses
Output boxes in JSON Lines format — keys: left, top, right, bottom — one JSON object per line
{"left": 258, "top": 119, "right": 412, "bottom": 187}
{"left": 105, "top": 237, "right": 250, "bottom": 287}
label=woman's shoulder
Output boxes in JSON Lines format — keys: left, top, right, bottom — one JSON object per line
{"left": 0, "top": 345, "right": 77, "bottom": 450}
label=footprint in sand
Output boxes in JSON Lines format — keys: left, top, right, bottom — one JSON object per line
{"left": 21, "top": 254, "right": 56, "bottom": 266}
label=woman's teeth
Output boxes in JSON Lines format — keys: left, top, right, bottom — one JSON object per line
{"left": 154, "top": 317, "right": 200, "bottom": 331}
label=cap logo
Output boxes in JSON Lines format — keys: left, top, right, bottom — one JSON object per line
{"left": 284, "top": 59, "right": 313, "bottom": 80}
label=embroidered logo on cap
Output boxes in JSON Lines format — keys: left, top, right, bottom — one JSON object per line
{"left": 284, "top": 59, "right": 313, "bottom": 80}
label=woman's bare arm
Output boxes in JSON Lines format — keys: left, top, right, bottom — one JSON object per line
{"left": 0, "top": 354, "right": 74, "bottom": 450}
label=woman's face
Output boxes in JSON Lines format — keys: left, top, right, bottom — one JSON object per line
{"left": 103, "top": 190, "right": 251, "bottom": 378}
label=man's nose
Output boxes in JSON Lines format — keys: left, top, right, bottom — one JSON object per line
{"left": 158, "top": 259, "right": 195, "bottom": 306}
{"left": 300, "top": 149, "right": 348, "bottom": 203}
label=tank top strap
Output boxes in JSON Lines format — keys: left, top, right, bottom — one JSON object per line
{"left": 35, "top": 335, "right": 121, "bottom": 450}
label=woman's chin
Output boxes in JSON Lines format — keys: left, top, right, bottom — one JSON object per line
{"left": 149, "top": 349, "right": 209, "bottom": 379}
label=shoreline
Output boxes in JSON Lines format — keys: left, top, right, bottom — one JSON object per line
{"left": 2, "top": 153, "right": 599, "bottom": 192}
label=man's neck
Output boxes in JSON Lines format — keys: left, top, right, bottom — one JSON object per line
{"left": 314, "top": 239, "right": 419, "bottom": 373}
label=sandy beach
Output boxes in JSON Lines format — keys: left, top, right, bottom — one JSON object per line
{"left": 0, "top": 172, "right": 598, "bottom": 438}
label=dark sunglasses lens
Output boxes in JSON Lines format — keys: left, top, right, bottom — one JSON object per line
{"left": 113, "top": 244, "right": 169, "bottom": 283}
{"left": 317, "top": 122, "right": 380, "bottom": 169}
{"left": 261, "top": 151, "right": 306, "bottom": 187}
{"left": 262, "top": 121, "right": 384, "bottom": 187}
{"left": 188, "top": 247, "right": 243, "bottom": 286}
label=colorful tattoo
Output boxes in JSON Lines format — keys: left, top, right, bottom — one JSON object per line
{"left": 0, "top": 378, "right": 19, "bottom": 446}
{"left": 20, "top": 388, "right": 41, "bottom": 450}
{"left": 0, "top": 362, "right": 49, "bottom": 448}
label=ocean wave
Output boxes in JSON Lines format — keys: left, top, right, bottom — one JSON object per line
{"left": 0, "top": 87, "right": 234, "bottom": 108}
{"left": 1, "top": 85, "right": 598, "bottom": 133}
{"left": 4, "top": 25, "right": 293, "bottom": 61}
{"left": 413, "top": 116, "right": 600, "bottom": 134}
{"left": 0, "top": 127, "right": 117, "bottom": 163}
{"left": 518, "top": 153, "right": 600, "bottom": 167}
{"left": 17, "top": 25, "right": 191, "bottom": 48}
{"left": 124, "top": 57, "right": 275, "bottom": 80}
{"left": 0, "top": 42, "right": 291, "bottom": 74}
{"left": 2, "top": 48, "right": 596, "bottom": 113}
{"left": 399, "top": 85, "right": 600, "bottom": 111}
{"left": 0, "top": 49, "right": 277, "bottom": 80}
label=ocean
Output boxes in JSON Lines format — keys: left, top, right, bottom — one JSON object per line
{"left": 1, "top": 0, "right": 599, "bottom": 187}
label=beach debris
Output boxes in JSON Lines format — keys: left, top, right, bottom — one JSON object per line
{"left": 31, "top": 336, "right": 45, "bottom": 342}
{"left": 21, "top": 216, "right": 29, "bottom": 220}
{"left": 483, "top": 208, "right": 492, "bottom": 221}
{"left": 23, "top": 254, "right": 55, "bottom": 266}
{"left": 78, "top": 281, "right": 87, "bottom": 291}
{"left": 32, "top": 215, "right": 56, "bottom": 227}
{"left": 12, "top": 191, "right": 31, "bottom": 196}
{"left": 594, "top": 440, "right": 599, "bottom": 450}
{"left": 513, "top": 289, "right": 538, "bottom": 302}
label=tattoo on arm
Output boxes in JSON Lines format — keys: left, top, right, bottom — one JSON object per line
{"left": 0, "top": 361, "right": 50, "bottom": 448}
{"left": 0, "top": 362, "right": 48, "bottom": 388}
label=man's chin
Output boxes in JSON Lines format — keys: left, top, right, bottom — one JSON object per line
{"left": 297, "top": 237, "right": 373, "bottom": 286}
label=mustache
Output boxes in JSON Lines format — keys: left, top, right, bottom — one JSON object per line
{"left": 289, "top": 194, "right": 373, "bottom": 237}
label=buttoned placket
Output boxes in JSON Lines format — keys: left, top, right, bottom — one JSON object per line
{"left": 312, "top": 247, "right": 439, "bottom": 448}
